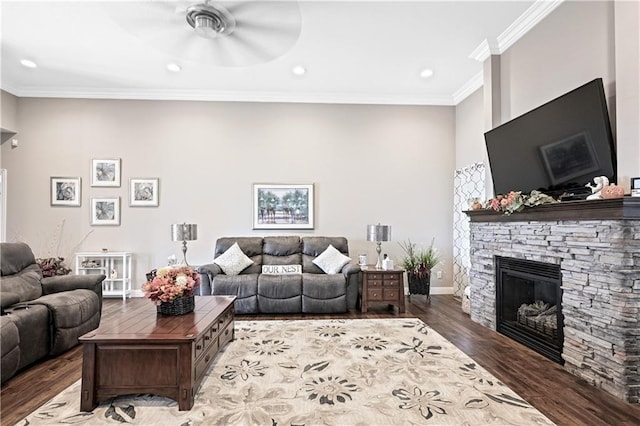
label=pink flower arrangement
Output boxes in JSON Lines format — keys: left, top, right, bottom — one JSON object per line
{"left": 487, "top": 190, "right": 559, "bottom": 215}
{"left": 142, "top": 265, "right": 200, "bottom": 304}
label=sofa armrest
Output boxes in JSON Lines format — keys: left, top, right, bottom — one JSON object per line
{"left": 341, "top": 262, "right": 361, "bottom": 277}
{"left": 1, "top": 292, "right": 21, "bottom": 313}
{"left": 197, "top": 264, "right": 222, "bottom": 295}
{"left": 41, "top": 274, "right": 105, "bottom": 297}
{"left": 198, "top": 263, "right": 222, "bottom": 277}
{"left": 341, "top": 262, "right": 361, "bottom": 312}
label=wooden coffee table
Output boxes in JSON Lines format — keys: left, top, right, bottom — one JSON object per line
{"left": 79, "top": 296, "right": 236, "bottom": 411}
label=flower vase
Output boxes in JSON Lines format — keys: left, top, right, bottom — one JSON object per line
{"left": 157, "top": 295, "right": 195, "bottom": 316}
{"left": 408, "top": 272, "right": 431, "bottom": 298}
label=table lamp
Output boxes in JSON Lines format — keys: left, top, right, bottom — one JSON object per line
{"left": 367, "top": 223, "right": 391, "bottom": 269}
{"left": 171, "top": 223, "right": 198, "bottom": 265}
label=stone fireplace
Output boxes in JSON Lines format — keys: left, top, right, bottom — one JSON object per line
{"left": 466, "top": 198, "right": 640, "bottom": 404}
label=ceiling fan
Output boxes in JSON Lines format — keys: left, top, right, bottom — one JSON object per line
{"left": 105, "top": 1, "right": 302, "bottom": 67}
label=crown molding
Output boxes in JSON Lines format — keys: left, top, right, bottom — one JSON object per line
{"left": 3, "top": 86, "right": 456, "bottom": 106}
{"left": 452, "top": 71, "right": 483, "bottom": 105}
{"left": 497, "top": 0, "right": 564, "bottom": 51}
{"left": 468, "top": 39, "right": 500, "bottom": 63}
{"left": 458, "top": 0, "right": 565, "bottom": 105}
{"left": 469, "top": 0, "right": 565, "bottom": 63}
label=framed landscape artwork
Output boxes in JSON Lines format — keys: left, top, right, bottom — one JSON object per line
{"left": 253, "top": 183, "right": 314, "bottom": 230}
{"left": 90, "top": 197, "right": 120, "bottom": 226}
{"left": 50, "top": 177, "right": 81, "bottom": 206}
{"left": 91, "top": 158, "right": 121, "bottom": 187}
{"left": 129, "top": 178, "right": 159, "bottom": 207}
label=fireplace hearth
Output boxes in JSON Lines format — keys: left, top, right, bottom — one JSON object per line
{"left": 495, "top": 256, "right": 563, "bottom": 363}
{"left": 466, "top": 197, "right": 640, "bottom": 404}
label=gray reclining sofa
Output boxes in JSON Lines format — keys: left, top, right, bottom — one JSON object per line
{"left": 1, "top": 242, "right": 105, "bottom": 384}
{"left": 198, "top": 236, "right": 360, "bottom": 314}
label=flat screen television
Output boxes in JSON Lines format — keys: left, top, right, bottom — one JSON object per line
{"left": 484, "top": 78, "right": 616, "bottom": 199}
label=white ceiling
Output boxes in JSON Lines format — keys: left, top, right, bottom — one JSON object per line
{"left": 0, "top": 1, "right": 561, "bottom": 106}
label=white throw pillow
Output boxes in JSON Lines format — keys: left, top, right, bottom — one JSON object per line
{"left": 312, "top": 244, "right": 352, "bottom": 274}
{"left": 213, "top": 242, "right": 254, "bottom": 276}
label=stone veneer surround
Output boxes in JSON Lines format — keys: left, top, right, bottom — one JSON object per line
{"left": 466, "top": 199, "right": 640, "bottom": 404}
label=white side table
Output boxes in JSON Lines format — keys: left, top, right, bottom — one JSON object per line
{"left": 75, "top": 252, "right": 133, "bottom": 300}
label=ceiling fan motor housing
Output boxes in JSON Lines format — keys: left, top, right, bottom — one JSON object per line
{"left": 186, "top": 3, "right": 236, "bottom": 39}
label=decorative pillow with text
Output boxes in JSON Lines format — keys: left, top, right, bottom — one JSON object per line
{"left": 261, "top": 265, "right": 302, "bottom": 275}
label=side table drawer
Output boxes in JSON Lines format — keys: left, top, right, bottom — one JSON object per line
{"left": 383, "top": 272, "right": 402, "bottom": 283}
{"left": 366, "top": 279, "right": 382, "bottom": 287}
{"left": 367, "top": 289, "right": 383, "bottom": 301}
{"left": 383, "top": 288, "right": 400, "bottom": 300}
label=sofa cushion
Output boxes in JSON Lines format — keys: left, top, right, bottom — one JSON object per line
{"left": 213, "top": 274, "right": 259, "bottom": 314}
{"left": 0, "top": 264, "right": 43, "bottom": 302}
{"left": 3, "top": 303, "right": 50, "bottom": 370}
{"left": 257, "top": 274, "right": 302, "bottom": 313}
{"left": 312, "top": 244, "right": 351, "bottom": 274}
{"left": 258, "top": 274, "right": 302, "bottom": 298}
{"left": 1, "top": 316, "right": 20, "bottom": 384}
{"left": 215, "top": 237, "right": 263, "bottom": 274}
{"left": 34, "top": 289, "right": 101, "bottom": 356}
{"left": 302, "top": 237, "right": 350, "bottom": 274}
{"left": 263, "top": 236, "right": 302, "bottom": 266}
{"left": 302, "top": 274, "right": 348, "bottom": 313}
{"left": 1, "top": 242, "right": 38, "bottom": 276}
{"left": 214, "top": 242, "right": 254, "bottom": 276}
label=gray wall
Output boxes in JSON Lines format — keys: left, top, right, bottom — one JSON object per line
{"left": 1, "top": 98, "right": 455, "bottom": 291}
{"left": 499, "top": 1, "right": 615, "bottom": 121}
{"left": 454, "top": 1, "right": 638, "bottom": 195}
{"left": 455, "top": 88, "right": 484, "bottom": 171}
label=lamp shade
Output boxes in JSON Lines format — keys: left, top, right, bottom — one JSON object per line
{"left": 171, "top": 223, "right": 198, "bottom": 241}
{"left": 367, "top": 224, "right": 391, "bottom": 242}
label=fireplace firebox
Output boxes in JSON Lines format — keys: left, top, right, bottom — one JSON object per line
{"left": 495, "top": 256, "right": 563, "bottom": 364}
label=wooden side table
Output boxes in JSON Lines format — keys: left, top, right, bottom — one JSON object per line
{"left": 361, "top": 266, "right": 405, "bottom": 313}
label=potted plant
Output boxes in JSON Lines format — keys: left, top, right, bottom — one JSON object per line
{"left": 399, "top": 238, "right": 440, "bottom": 300}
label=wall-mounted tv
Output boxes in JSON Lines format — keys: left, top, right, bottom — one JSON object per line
{"left": 484, "top": 78, "right": 616, "bottom": 198}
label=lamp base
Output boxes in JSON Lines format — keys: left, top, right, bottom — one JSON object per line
{"left": 181, "top": 240, "right": 189, "bottom": 266}
{"left": 375, "top": 241, "right": 382, "bottom": 269}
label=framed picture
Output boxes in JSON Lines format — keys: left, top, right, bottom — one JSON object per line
{"left": 91, "top": 158, "right": 121, "bottom": 187}
{"left": 253, "top": 183, "right": 314, "bottom": 230}
{"left": 50, "top": 177, "right": 81, "bottom": 206}
{"left": 90, "top": 197, "right": 120, "bottom": 226}
{"left": 632, "top": 177, "right": 640, "bottom": 197}
{"left": 129, "top": 178, "right": 159, "bottom": 206}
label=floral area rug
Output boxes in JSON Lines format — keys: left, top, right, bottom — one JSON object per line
{"left": 18, "top": 318, "right": 555, "bottom": 425}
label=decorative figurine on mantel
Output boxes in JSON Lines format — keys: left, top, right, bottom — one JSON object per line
{"left": 586, "top": 176, "right": 609, "bottom": 200}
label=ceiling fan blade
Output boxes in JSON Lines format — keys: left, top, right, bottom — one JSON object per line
{"left": 104, "top": 0, "right": 302, "bottom": 67}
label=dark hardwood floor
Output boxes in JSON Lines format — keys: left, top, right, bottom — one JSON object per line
{"left": 2, "top": 295, "right": 639, "bottom": 425}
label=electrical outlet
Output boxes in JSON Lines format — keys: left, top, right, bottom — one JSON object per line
{"left": 436, "top": 270, "right": 443, "bottom": 279}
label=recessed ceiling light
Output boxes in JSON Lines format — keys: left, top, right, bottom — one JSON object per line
{"left": 420, "top": 68, "right": 434, "bottom": 79}
{"left": 292, "top": 65, "right": 306, "bottom": 76}
{"left": 167, "top": 63, "right": 181, "bottom": 72}
{"left": 20, "top": 59, "right": 37, "bottom": 69}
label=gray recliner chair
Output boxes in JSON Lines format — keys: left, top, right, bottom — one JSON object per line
{"left": 1, "top": 242, "right": 104, "bottom": 384}
{"left": 198, "top": 236, "right": 360, "bottom": 314}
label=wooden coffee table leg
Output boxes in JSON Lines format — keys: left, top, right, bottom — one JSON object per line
{"left": 80, "top": 343, "right": 97, "bottom": 412}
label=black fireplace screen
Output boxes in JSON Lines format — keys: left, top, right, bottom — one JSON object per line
{"left": 496, "top": 256, "right": 564, "bottom": 364}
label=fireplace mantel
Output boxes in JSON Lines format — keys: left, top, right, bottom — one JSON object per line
{"left": 465, "top": 196, "right": 640, "bottom": 222}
